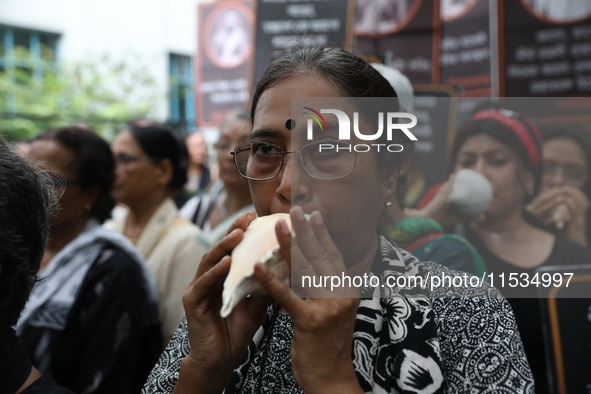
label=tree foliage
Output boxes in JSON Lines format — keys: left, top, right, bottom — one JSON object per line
{"left": 0, "top": 49, "right": 159, "bottom": 141}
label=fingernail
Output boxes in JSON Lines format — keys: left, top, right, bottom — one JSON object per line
{"left": 310, "top": 211, "right": 323, "bottom": 226}
{"left": 230, "top": 229, "right": 240, "bottom": 237}
{"left": 293, "top": 206, "right": 305, "bottom": 221}
{"left": 279, "top": 220, "right": 290, "bottom": 235}
{"left": 255, "top": 262, "right": 268, "bottom": 274}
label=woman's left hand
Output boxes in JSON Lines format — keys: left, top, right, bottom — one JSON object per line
{"left": 253, "top": 207, "right": 364, "bottom": 394}
{"left": 562, "top": 186, "right": 590, "bottom": 246}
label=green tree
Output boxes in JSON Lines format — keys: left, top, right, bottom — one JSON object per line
{"left": 0, "top": 48, "right": 159, "bottom": 141}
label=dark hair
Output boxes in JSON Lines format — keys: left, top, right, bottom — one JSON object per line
{"left": 0, "top": 138, "right": 57, "bottom": 328}
{"left": 128, "top": 123, "right": 188, "bottom": 189}
{"left": 36, "top": 126, "right": 116, "bottom": 223}
{"left": 220, "top": 110, "right": 251, "bottom": 131}
{"left": 250, "top": 45, "right": 409, "bottom": 175}
{"left": 450, "top": 108, "right": 543, "bottom": 203}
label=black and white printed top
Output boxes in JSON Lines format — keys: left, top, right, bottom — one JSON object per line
{"left": 142, "top": 235, "right": 535, "bottom": 393}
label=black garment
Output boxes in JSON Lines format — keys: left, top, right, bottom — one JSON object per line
{"left": 20, "top": 245, "right": 162, "bottom": 394}
{"left": 21, "top": 378, "right": 75, "bottom": 394}
{"left": 198, "top": 166, "right": 211, "bottom": 192}
{"left": 0, "top": 328, "right": 73, "bottom": 394}
{"left": 465, "top": 228, "right": 591, "bottom": 394}
{"left": 0, "top": 327, "right": 32, "bottom": 394}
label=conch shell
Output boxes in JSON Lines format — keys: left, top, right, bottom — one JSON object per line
{"left": 448, "top": 169, "right": 493, "bottom": 216}
{"left": 220, "top": 213, "right": 291, "bottom": 318}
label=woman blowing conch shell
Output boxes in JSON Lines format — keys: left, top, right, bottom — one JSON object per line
{"left": 143, "top": 46, "right": 533, "bottom": 393}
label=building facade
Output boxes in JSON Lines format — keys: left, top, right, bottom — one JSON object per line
{"left": 0, "top": 0, "right": 210, "bottom": 132}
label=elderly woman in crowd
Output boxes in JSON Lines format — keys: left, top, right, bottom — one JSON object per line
{"left": 143, "top": 46, "right": 534, "bottom": 393}
{"left": 106, "top": 123, "right": 209, "bottom": 344}
{"left": 17, "top": 127, "right": 161, "bottom": 394}
{"left": 185, "top": 132, "right": 211, "bottom": 194}
{"left": 180, "top": 111, "right": 254, "bottom": 244}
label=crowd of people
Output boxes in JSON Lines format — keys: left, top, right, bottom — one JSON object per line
{"left": 1, "top": 45, "right": 590, "bottom": 393}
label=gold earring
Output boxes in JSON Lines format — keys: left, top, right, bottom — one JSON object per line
{"left": 385, "top": 190, "right": 393, "bottom": 207}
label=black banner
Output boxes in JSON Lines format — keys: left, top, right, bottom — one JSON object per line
{"left": 355, "top": 0, "right": 438, "bottom": 84}
{"left": 440, "top": 0, "right": 492, "bottom": 96}
{"left": 196, "top": 0, "right": 254, "bottom": 127}
{"left": 253, "top": 0, "right": 353, "bottom": 85}
{"left": 501, "top": 0, "right": 591, "bottom": 97}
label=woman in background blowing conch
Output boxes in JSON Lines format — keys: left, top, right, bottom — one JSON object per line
{"left": 527, "top": 125, "right": 591, "bottom": 247}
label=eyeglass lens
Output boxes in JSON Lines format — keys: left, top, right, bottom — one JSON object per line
{"left": 543, "top": 161, "right": 588, "bottom": 183}
{"left": 233, "top": 141, "right": 356, "bottom": 180}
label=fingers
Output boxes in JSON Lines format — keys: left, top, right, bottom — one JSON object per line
{"left": 194, "top": 229, "right": 243, "bottom": 280}
{"left": 529, "top": 193, "right": 570, "bottom": 218}
{"left": 275, "top": 219, "right": 292, "bottom": 269}
{"left": 309, "top": 211, "right": 344, "bottom": 265}
{"left": 224, "top": 211, "right": 256, "bottom": 237}
{"left": 563, "top": 186, "right": 591, "bottom": 211}
{"left": 528, "top": 188, "right": 564, "bottom": 214}
{"left": 184, "top": 255, "right": 231, "bottom": 311}
{"left": 253, "top": 262, "right": 305, "bottom": 318}
{"left": 290, "top": 207, "right": 342, "bottom": 277}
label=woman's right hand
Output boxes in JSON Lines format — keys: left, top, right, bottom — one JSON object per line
{"left": 173, "top": 211, "right": 272, "bottom": 394}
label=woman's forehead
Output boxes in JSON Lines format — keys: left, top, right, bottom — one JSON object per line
{"left": 254, "top": 76, "right": 343, "bottom": 117}
{"left": 252, "top": 76, "right": 357, "bottom": 143}
{"left": 113, "top": 130, "right": 142, "bottom": 152}
{"left": 461, "top": 133, "right": 512, "bottom": 153}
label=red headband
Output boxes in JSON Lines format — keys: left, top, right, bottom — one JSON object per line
{"left": 470, "top": 110, "right": 541, "bottom": 166}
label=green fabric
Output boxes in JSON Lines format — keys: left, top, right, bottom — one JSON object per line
{"left": 383, "top": 217, "right": 488, "bottom": 277}
{"left": 382, "top": 217, "right": 444, "bottom": 247}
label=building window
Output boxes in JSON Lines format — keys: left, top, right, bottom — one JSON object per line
{"left": 169, "top": 53, "right": 195, "bottom": 132}
{"left": 0, "top": 25, "right": 59, "bottom": 116}
{"left": 0, "top": 25, "right": 59, "bottom": 80}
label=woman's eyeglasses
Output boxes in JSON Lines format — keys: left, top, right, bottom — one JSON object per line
{"left": 231, "top": 141, "right": 357, "bottom": 181}
{"left": 543, "top": 161, "right": 588, "bottom": 184}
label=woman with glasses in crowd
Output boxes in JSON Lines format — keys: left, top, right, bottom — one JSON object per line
{"left": 106, "top": 123, "right": 209, "bottom": 344}
{"left": 180, "top": 111, "right": 254, "bottom": 244}
{"left": 143, "top": 46, "right": 533, "bottom": 393}
{"left": 527, "top": 125, "right": 591, "bottom": 247}
{"left": 18, "top": 126, "right": 161, "bottom": 394}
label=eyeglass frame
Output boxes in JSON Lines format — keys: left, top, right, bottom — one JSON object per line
{"left": 542, "top": 161, "right": 589, "bottom": 184}
{"left": 230, "top": 140, "right": 358, "bottom": 181}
